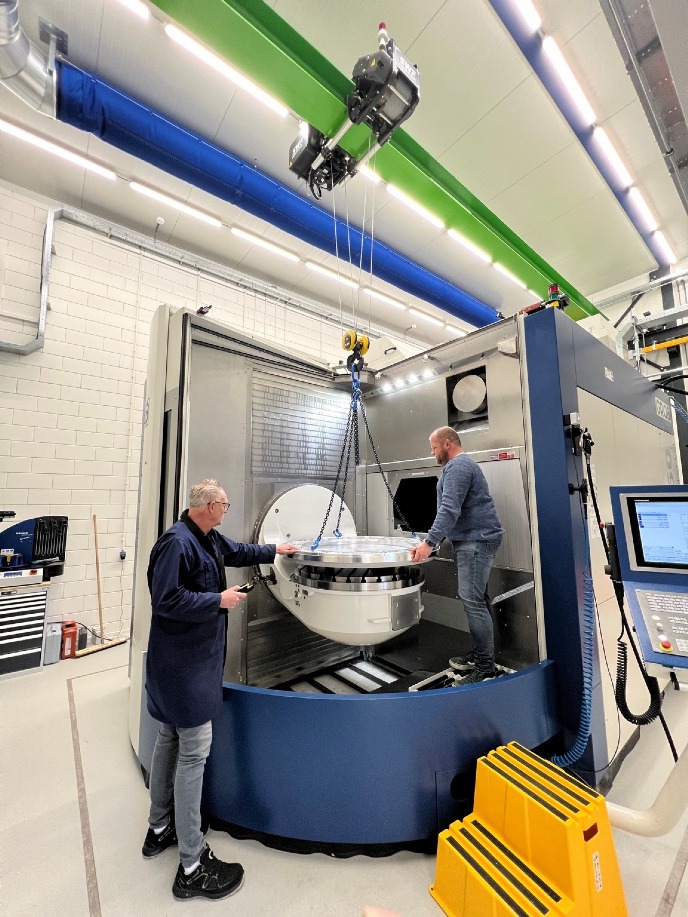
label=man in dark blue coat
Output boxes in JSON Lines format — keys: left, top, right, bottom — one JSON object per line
{"left": 141, "top": 478, "right": 298, "bottom": 901}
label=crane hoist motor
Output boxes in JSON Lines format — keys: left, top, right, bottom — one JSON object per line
{"left": 288, "top": 23, "right": 420, "bottom": 197}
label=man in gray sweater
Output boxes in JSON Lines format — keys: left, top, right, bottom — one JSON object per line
{"left": 410, "top": 426, "right": 504, "bottom": 682}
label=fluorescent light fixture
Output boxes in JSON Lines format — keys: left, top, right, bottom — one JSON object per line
{"left": 165, "top": 24, "right": 289, "bottom": 118}
{"left": 513, "top": 0, "right": 542, "bottom": 32}
{"left": 448, "top": 228, "right": 491, "bottom": 263}
{"left": 0, "top": 118, "right": 117, "bottom": 180}
{"left": 409, "top": 307, "right": 445, "bottom": 327}
{"left": 387, "top": 184, "right": 444, "bottom": 229}
{"left": 593, "top": 127, "right": 632, "bottom": 188}
{"left": 527, "top": 289, "right": 541, "bottom": 299}
{"left": 653, "top": 231, "right": 677, "bottom": 265}
{"left": 393, "top": 379, "right": 404, "bottom": 390}
{"left": 422, "top": 368, "right": 435, "bottom": 379}
{"left": 362, "top": 287, "right": 406, "bottom": 310}
{"left": 542, "top": 36, "right": 596, "bottom": 127}
{"left": 628, "top": 187, "right": 658, "bottom": 232}
{"left": 306, "top": 261, "right": 359, "bottom": 289}
{"left": 407, "top": 373, "right": 417, "bottom": 384}
{"left": 231, "top": 227, "right": 299, "bottom": 262}
{"left": 130, "top": 182, "right": 222, "bottom": 226}
{"left": 116, "top": 0, "right": 150, "bottom": 19}
{"left": 493, "top": 262, "right": 527, "bottom": 288}
{"left": 358, "top": 165, "right": 381, "bottom": 184}
{"left": 381, "top": 382, "right": 393, "bottom": 393}
{"left": 445, "top": 324, "right": 467, "bottom": 337}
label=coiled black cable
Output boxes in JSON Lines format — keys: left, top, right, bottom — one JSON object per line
{"left": 614, "top": 640, "right": 662, "bottom": 726}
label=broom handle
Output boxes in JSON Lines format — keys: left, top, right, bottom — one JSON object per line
{"left": 93, "top": 514, "right": 105, "bottom": 642}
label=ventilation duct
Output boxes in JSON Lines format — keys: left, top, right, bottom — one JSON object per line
{"left": 0, "top": 0, "right": 53, "bottom": 114}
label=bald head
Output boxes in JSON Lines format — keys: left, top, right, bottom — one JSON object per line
{"left": 431, "top": 426, "right": 461, "bottom": 446}
{"left": 429, "top": 426, "right": 463, "bottom": 466}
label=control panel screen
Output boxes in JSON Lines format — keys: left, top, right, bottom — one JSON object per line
{"left": 627, "top": 496, "right": 688, "bottom": 570}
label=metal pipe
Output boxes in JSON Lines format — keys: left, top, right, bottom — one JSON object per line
{"left": 0, "top": 0, "right": 54, "bottom": 114}
{"left": 310, "top": 115, "right": 352, "bottom": 172}
{"left": 0, "top": 205, "right": 55, "bottom": 355}
{"left": 596, "top": 270, "right": 688, "bottom": 310}
{"left": 607, "top": 741, "right": 688, "bottom": 836}
{"left": 645, "top": 364, "right": 688, "bottom": 382}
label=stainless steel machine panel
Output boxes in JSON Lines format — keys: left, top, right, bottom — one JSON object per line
{"left": 362, "top": 320, "right": 526, "bottom": 464}
{"left": 251, "top": 376, "right": 351, "bottom": 481}
{"left": 392, "top": 592, "right": 421, "bottom": 631}
{"left": 363, "top": 456, "right": 532, "bottom": 573}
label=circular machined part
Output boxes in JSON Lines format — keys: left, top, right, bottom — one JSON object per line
{"left": 254, "top": 484, "right": 356, "bottom": 545}
{"left": 287, "top": 535, "right": 421, "bottom": 568}
{"left": 293, "top": 564, "right": 424, "bottom": 592}
{"left": 451, "top": 374, "right": 487, "bottom": 414}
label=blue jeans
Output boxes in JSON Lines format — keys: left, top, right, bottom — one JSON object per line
{"left": 148, "top": 720, "right": 212, "bottom": 869}
{"left": 453, "top": 539, "right": 501, "bottom": 673}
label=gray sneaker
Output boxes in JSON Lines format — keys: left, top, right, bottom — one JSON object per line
{"left": 449, "top": 651, "right": 475, "bottom": 672}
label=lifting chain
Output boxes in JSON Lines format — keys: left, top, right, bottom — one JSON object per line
{"left": 312, "top": 363, "right": 418, "bottom": 548}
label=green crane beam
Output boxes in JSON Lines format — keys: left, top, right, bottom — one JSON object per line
{"left": 150, "top": 0, "right": 601, "bottom": 321}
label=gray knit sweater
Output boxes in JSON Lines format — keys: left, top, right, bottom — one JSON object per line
{"left": 426, "top": 453, "right": 504, "bottom": 546}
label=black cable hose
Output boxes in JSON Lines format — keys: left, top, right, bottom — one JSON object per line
{"left": 583, "top": 440, "right": 676, "bottom": 756}
{"left": 614, "top": 640, "right": 662, "bottom": 726}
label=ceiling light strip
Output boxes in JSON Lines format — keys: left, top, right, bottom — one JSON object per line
{"left": 130, "top": 181, "right": 222, "bottom": 226}
{"left": 231, "top": 227, "right": 299, "bottom": 262}
{"left": 409, "top": 307, "right": 445, "bottom": 327}
{"left": 306, "top": 261, "right": 359, "bottom": 289}
{"left": 116, "top": 0, "right": 151, "bottom": 20}
{"left": 362, "top": 287, "right": 407, "bottom": 310}
{"left": 0, "top": 118, "right": 117, "bottom": 180}
{"left": 447, "top": 228, "right": 491, "bottom": 263}
{"left": 164, "top": 24, "right": 289, "bottom": 117}
{"left": 387, "top": 184, "right": 445, "bottom": 229}
{"left": 487, "top": 0, "right": 676, "bottom": 268}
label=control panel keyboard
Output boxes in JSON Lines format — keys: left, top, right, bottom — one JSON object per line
{"left": 637, "top": 589, "right": 688, "bottom": 658}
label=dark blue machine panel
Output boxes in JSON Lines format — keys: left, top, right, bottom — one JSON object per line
{"left": 202, "top": 663, "right": 557, "bottom": 846}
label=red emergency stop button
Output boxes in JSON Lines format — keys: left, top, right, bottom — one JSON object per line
{"left": 660, "top": 640, "right": 672, "bottom": 650}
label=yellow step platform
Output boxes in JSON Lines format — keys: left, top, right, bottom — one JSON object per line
{"left": 430, "top": 742, "right": 627, "bottom": 917}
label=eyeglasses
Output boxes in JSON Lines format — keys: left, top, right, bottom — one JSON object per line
{"left": 210, "top": 501, "right": 230, "bottom": 513}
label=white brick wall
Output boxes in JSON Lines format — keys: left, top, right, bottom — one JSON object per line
{"left": 0, "top": 187, "right": 345, "bottom": 641}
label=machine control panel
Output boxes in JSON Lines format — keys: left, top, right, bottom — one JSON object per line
{"left": 610, "top": 486, "right": 688, "bottom": 683}
{"left": 636, "top": 589, "right": 688, "bottom": 658}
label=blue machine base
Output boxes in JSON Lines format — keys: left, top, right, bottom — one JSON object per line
{"left": 202, "top": 661, "right": 559, "bottom": 849}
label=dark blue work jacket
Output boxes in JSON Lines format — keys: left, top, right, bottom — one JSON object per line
{"left": 145, "top": 513, "right": 275, "bottom": 728}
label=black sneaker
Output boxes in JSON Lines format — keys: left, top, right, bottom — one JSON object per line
{"left": 142, "top": 820, "right": 178, "bottom": 858}
{"left": 458, "top": 668, "right": 499, "bottom": 685}
{"left": 172, "top": 846, "right": 244, "bottom": 901}
{"left": 449, "top": 650, "right": 475, "bottom": 672}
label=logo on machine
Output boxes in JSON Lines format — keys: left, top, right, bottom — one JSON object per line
{"left": 393, "top": 48, "right": 419, "bottom": 86}
{"left": 290, "top": 136, "right": 305, "bottom": 159}
{"left": 604, "top": 367, "right": 614, "bottom": 382}
{"left": 655, "top": 397, "right": 671, "bottom": 423}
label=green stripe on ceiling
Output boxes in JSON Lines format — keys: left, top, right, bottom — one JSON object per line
{"left": 149, "top": 0, "right": 600, "bottom": 321}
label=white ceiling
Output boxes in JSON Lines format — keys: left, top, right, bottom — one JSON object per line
{"left": 1, "top": 0, "right": 687, "bottom": 349}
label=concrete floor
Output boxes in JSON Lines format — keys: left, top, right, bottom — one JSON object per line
{"left": 1, "top": 643, "right": 687, "bottom": 916}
